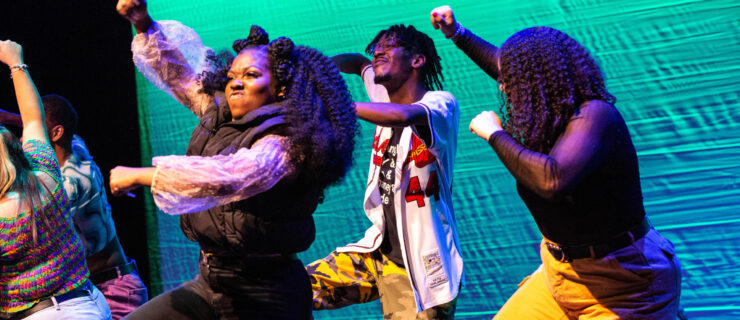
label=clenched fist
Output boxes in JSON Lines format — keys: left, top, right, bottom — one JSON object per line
{"left": 469, "top": 111, "right": 503, "bottom": 141}
{"left": 430, "top": 5, "right": 458, "bottom": 38}
{"left": 0, "top": 40, "right": 23, "bottom": 67}
{"left": 116, "top": 0, "right": 152, "bottom": 34}
{"left": 109, "top": 166, "right": 155, "bottom": 196}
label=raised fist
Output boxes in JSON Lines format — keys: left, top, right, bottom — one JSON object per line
{"left": 430, "top": 5, "right": 457, "bottom": 38}
{"left": 0, "top": 40, "right": 23, "bottom": 67}
{"left": 116, "top": 0, "right": 152, "bottom": 33}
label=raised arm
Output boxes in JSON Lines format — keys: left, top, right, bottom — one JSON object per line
{"left": 430, "top": 5, "right": 500, "bottom": 80}
{"left": 331, "top": 53, "right": 371, "bottom": 76}
{"left": 117, "top": 0, "right": 215, "bottom": 117}
{"left": 0, "top": 41, "right": 48, "bottom": 145}
{"left": 354, "top": 63, "right": 427, "bottom": 127}
{"left": 116, "top": 0, "right": 153, "bottom": 34}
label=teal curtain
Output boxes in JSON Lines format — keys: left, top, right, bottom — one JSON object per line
{"left": 134, "top": 1, "right": 740, "bottom": 318}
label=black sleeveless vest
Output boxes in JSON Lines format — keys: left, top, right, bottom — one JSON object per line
{"left": 180, "top": 101, "right": 318, "bottom": 255}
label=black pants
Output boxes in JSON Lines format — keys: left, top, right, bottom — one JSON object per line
{"left": 124, "top": 258, "right": 312, "bottom": 320}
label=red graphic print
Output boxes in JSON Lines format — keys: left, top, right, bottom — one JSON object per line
{"left": 409, "top": 134, "right": 435, "bottom": 168}
{"left": 405, "top": 176, "right": 426, "bottom": 207}
{"left": 372, "top": 131, "right": 390, "bottom": 167}
{"left": 405, "top": 171, "right": 441, "bottom": 207}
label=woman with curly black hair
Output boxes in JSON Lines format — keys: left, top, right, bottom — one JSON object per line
{"left": 111, "top": 1, "right": 357, "bottom": 319}
{"left": 432, "top": 6, "right": 681, "bottom": 319}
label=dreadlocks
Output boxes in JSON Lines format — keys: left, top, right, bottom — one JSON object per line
{"left": 365, "top": 24, "right": 444, "bottom": 91}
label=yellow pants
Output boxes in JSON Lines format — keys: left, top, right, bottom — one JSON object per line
{"left": 306, "top": 250, "right": 456, "bottom": 319}
{"left": 495, "top": 230, "right": 681, "bottom": 320}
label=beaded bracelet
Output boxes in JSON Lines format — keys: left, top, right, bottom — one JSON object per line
{"left": 10, "top": 64, "right": 28, "bottom": 78}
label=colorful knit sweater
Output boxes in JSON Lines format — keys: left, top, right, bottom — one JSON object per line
{"left": 0, "top": 140, "right": 88, "bottom": 314}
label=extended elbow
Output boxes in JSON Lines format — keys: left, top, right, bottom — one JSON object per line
{"left": 533, "top": 178, "right": 569, "bottom": 200}
{"left": 531, "top": 159, "right": 571, "bottom": 199}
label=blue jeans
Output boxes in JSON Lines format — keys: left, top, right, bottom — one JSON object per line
{"left": 22, "top": 284, "right": 111, "bottom": 320}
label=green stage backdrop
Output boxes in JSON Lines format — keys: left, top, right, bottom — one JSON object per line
{"left": 132, "top": 1, "right": 740, "bottom": 318}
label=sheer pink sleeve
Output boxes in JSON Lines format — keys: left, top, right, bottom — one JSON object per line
{"left": 131, "top": 20, "right": 215, "bottom": 117}
{"left": 150, "top": 135, "right": 296, "bottom": 214}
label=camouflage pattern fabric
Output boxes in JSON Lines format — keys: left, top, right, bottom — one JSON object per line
{"left": 306, "top": 250, "right": 456, "bottom": 319}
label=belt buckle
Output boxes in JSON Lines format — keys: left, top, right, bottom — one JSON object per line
{"left": 546, "top": 241, "right": 569, "bottom": 262}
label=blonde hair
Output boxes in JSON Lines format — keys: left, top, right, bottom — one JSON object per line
{"left": 0, "top": 127, "right": 22, "bottom": 198}
{"left": 0, "top": 126, "right": 48, "bottom": 243}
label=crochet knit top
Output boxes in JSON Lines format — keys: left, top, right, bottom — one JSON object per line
{"left": 0, "top": 140, "right": 88, "bottom": 314}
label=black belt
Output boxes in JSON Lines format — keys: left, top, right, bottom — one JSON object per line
{"left": 2, "top": 280, "right": 92, "bottom": 320}
{"left": 200, "top": 250, "right": 298, "bottom": 271}
{"left": 545, "top": 217, "right": 652, "bottom": 262}
{"left": 89, "top": 259, "right": 138, "bottom": 284}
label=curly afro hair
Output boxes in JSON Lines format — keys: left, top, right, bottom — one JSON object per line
{"left": 198, "top": 25, "right": 359, "bottom": 195}
{"left": 498, "top": 26, "right": 615, "bottom": 153}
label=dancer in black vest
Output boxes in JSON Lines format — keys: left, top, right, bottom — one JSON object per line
{"left": 110, "top": 1, "right": 358, "bottom": 319}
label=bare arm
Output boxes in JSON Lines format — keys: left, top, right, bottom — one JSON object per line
{"left": 0, "top": 41, "right": 47, "bottom": 144}
{"left": 355, "top": 102, "right": 428, "bottom": 127}
{"left": 331, "top": 53, "right": 371, "bottom": 76}
{"left": 109, "top": 166, "right": 155, "bottom": 196}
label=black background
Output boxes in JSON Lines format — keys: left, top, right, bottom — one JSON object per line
{"left": 1, "top": 1, "right": 149, "bottom": 288}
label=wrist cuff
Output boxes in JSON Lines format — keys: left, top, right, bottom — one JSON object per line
{"left": 488, "top": 130, "right": 506, "bottom": 146}
{"left": 447, "top": 22, "right": 466, "bottom": 43}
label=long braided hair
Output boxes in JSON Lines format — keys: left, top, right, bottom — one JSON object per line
{"left": 199, "top": 25, "right": 358, "bottom": 194}
{"left": 498, "top": 26, "right": 615, "bottom": 154}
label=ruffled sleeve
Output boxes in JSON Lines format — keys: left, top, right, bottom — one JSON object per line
{"left": 131, "top": 20, "right": 216, "bottom": 117}
{"left": 150, "top": 135, "right": 296, "bottom": 214}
